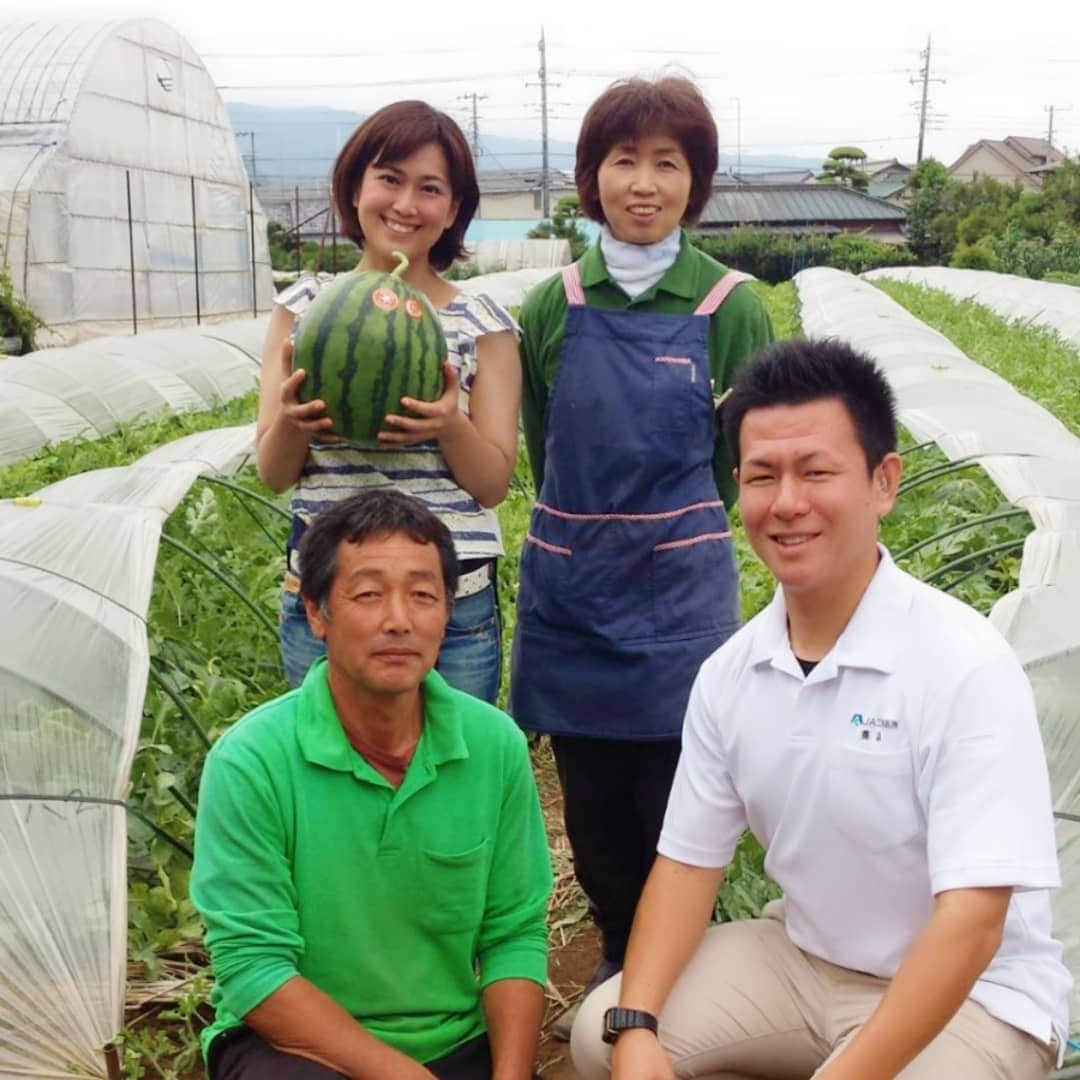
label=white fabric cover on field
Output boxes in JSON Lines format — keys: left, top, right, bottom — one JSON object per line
{"left": 796, "top": 267, "right": 1080, "bottom": 1041}
{"left": 456, "top": 266, "right": 558, "bottom": 309}
{"left": 864, "top": 266, "right": 1080, "bottom": 349}
{"left": 0, "top": 424, "right": 253, "bottom": 1078}
{"left": 0, "top": 315, "right": 267, "bottom": 467}
{"left": 0, "top": 19, "right": 274, "bottom": 345}
{"left": 468, "top": 239, "right": 572, "bottom": 273}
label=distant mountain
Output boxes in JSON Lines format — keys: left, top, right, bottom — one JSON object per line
{"left": 225, "top": 103, "right": 821, "bottom": 183}
{"left": 224, "top": 103, "right": 579, "bottom": 182}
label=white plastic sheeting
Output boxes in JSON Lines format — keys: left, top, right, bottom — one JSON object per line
{"left": 0, "top": 315, "right": 267, "bottom": 467}
{"left": 468, "top": 238, "right": 572, "bottom": 273}
{"left": 0, "top": 19, "right": 274, "bottom": 345}
{"left": 796, "top": 267, "right": 1080, "bottom": 1039}
{"left": 0, "top": 256, "right": 567, "bottom": 474}
{"left": 864, "top": 266, "right": 1080, "bottom": 350}
{"left": 0, "top": 423, "right": 254, "bottom": 1077}
{"left": 457, "top": 266, "right": 558, "bottom": 310}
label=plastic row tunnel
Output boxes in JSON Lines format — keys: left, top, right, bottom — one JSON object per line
{"left": 864, "top": 266, "right": 1080, "bottom": 349}
{"left": 0, "top": 264, "right": 552, "bottom": 1076}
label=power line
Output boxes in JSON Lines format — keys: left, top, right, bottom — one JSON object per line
{"left": 474, "top": 138, "right": 514, "bottom": 173}
{"left": 218, "top": 72, "right": 531, "bottom": 91}
{"left": 203, "top": 45, "right": 532, "bottom": 58}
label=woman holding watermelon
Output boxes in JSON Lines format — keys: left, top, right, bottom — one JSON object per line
{"left": 510, "top": 76, "right": 774, "bottom": 1031}
{"left": 256, "top": 101, "right": 521, "bottom": 703}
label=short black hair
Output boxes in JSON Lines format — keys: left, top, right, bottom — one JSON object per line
{"left": 722, "top": 338, "right": 897, "bottom": 473}
{"left": 298, "top": 489, "right": 458, "bottom": 612}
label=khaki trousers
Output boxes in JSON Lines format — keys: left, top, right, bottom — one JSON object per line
{"left": 571, "top": 902, "right": 1056, "bottom": 1080}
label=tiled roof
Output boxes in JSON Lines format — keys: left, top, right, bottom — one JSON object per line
{"left": 477, "top": 169, "right": 574, "bottom": 194}
{"left": 1003, "top": 135, "right": 1063, "bottom": 165}
{"left": 714, "top": 169, "right": 817, "bottom": 186}
{"left": 700, "top": 184, "right": 906, "bottom": 226}
{"left": 868, "top": 177, "right": 908, "bottom": 200}
{"left": 863, "top": 159, "right": 911, "bottom": 177}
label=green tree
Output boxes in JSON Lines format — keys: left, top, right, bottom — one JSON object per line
{"left": 950, "top": 239, "right": 1000, "bottom": 271}
{"left": 827, "top": 232, "right": 915, "bottom": 274}
{"left": 267, "top": 220, "right": 298, "bottom": 271}
{"left": 528, "top": 194, "right": 589, "bottom": 259}
{"left": 817, "top": 146, "right": 871, "bottom": 192}
{"left": 952, "top": 177, "right": 1020, "bottom": 246}
{"left": 992, "top": 222, "right": 1053, "bottom": 278}
{"left": 905, "top": 159, "right": 955, "bottom": 265}
{"left": 1033, "top": 157, "right": 1080, "bottom": 229}
{"left": 0, "top": 265, "right": 44, "bottom": 354}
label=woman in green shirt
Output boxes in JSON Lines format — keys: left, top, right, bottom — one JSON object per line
{"left": 509, "top": 75, "right": 774, "bottom": 1033}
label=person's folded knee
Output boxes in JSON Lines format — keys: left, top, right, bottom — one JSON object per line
{"left": 569, "top": 972, "right": 621, "bottom": 1078}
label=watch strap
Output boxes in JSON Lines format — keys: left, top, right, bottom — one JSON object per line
{"left": 602, "top": 1005, "right": 659, "bottom": 1044}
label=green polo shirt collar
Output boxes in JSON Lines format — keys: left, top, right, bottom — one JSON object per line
{"left": 295, "top": 659, "right": 469, "bottom": 789}
{"left": 578, "top": 228, "right": 699, "bottom": 303}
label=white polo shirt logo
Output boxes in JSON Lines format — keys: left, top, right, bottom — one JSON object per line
{"left": 850, "top": 712, "right": 900, "bottom": 743}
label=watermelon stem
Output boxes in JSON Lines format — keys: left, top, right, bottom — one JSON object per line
{"left": 390, "top": 250, "right": 410, "bottom": 278}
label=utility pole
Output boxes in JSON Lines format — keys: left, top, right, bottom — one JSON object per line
{"left": 1045, "top": 104, "right": 1072, "bottom": 147}
{"left": 236, "top": 130, "right": 256, "bottom": 183}
{"left": 538, "top": 29, "right": 550, "bottom": 217}
{"left": 457, "top": 92, "right": 488, "bottom": 159}
{"left": 734, "top": 97, "right": 742, "bottom": 180}
{"left": 910, "top": 35, "right": 945, "bottom": 164}
{"left": 525, "top": 29, "right": 557, "bottom": 218}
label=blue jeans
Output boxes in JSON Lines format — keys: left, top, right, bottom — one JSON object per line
{"left": 279, "top": 582, "right": 501, "bottom": 704}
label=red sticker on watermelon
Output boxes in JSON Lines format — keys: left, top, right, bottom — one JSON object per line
{"left": 373, "top": 288, "right": 399, "bottom": 311}
{"left": 405, "top": 298, "right": 424, "bottom": 319}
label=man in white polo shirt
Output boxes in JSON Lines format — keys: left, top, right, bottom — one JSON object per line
{"left": 571, "top": 338, "right": 1070, "bottom": 1079}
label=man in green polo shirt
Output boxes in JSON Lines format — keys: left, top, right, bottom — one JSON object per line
{"left": 192, "top": 489, "right": 552, "bottom": 1080}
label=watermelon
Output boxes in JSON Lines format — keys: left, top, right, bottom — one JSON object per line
{"left": 292, "top": 250, "right": 446, "bottom": 441}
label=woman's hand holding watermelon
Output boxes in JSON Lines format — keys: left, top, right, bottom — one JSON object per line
{"left": 256, "top": 311, "right": 344, "bottom": 493}
{"left": 377, "top": 360, "right": 465, "bottom": 447}
{"left": 276, "top": 339, "right": 342, "bottom": 442}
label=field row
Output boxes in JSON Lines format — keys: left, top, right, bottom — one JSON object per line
{"left": 2, "top": 274, "right": 1078, "bottom": 1076}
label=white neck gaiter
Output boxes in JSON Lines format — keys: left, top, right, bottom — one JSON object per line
{"left": 600, "top": 225, "right": 682, "bottom": 299}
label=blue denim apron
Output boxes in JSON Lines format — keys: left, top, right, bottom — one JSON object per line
{"left": 511, "top": 264, "right": 748, "bottom": 739}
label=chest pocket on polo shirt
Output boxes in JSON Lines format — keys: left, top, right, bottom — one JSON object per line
{"left": 416, "top": 837, "right": 490, "bottom": 934}
{"left": 827, "top": 747, "right": 922, "bottom": 853}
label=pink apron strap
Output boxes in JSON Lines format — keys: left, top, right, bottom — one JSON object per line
{"left": 694, "top": 270, "right": 754, "bottom": 316}
{"left": 561, "top": 262, "right": 586, "bottom": 306}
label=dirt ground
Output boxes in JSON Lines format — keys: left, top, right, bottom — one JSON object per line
{"left": 538, "top": 923, "right": 598, "bottom": 1079}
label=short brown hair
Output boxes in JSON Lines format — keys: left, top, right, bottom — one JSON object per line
{"left": 331, "top": 100, "right": 478, "bottom": 271}
{"left": 575, "top": 76, "right": 718, "bottom": 226}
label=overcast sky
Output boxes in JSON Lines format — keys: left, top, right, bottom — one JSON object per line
{"left": 13, "top": 0, "right": 1080, "bottom": 167}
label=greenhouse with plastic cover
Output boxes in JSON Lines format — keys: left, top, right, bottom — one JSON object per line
{"left": 0, "top": 19, "right": 274, "bottom": 346}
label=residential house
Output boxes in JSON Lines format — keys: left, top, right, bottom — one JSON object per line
{"left": 698, "top": 184, "right": 907, "bottom": 243}
{"left": 863, "top": 159, "right": 912, "bottom": 203}
{"left": 476, "top": 168, "right": 577, "bottom": 220}
{"left": 948, "top": 136, "right": 1064, "bottom": 190}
